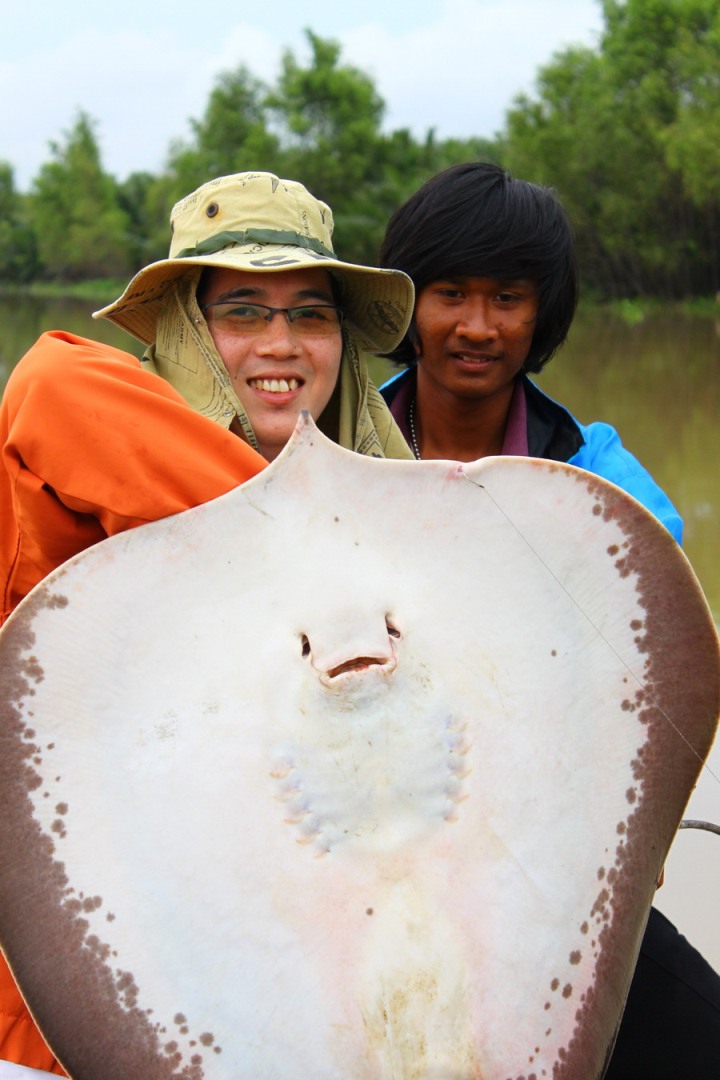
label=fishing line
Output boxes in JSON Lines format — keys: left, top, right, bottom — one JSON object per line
{"left": 459, "top": 468, "right": 720, "bottom": 802}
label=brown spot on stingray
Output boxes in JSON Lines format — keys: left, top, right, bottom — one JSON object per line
{"left": 607, "top": 544, "right": 619, "bottom": 556}
{"left": 570, "top": 951, "right": 581, "bottom": 965}
{"left": 21, "top": 657, "right": 44, "bottom": 683}
{"left": 116, "top": 970, "right": 139, "bottom": 1005}
{"left": 592, "top": 889, "right": 610, "bottom": 917}
{"left": 86, "top": 935, "right": 111, "bottom": 962}
{"left": 563, "top": 984, "right": 573, "bottom": 999}
{"left": 199, "top": 1032, "right": 214, "bottom": 1046}
{"left": 550, "top": 978, "right": 560, "bottom": 991}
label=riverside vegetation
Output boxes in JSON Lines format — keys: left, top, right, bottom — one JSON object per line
{"left": 1, "top": 0, "right": 720, "bottom": 301}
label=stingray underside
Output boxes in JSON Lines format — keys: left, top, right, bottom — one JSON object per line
{"left": 0, "top": 416, "right": 717, "bottom": 1079}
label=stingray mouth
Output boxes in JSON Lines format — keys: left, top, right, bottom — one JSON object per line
{"left": 318, "top": 654, "right": 399, "bottom": 689}
{"left": 326, "top": 656, "right": 397, "bottom": 679}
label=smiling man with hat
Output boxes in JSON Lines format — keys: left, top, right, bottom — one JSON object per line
{"left": 0, "top": 171, "right": 413, "bottom": 1077}
{"left": 95, "top": 172, "right": 413, "bottom": 462}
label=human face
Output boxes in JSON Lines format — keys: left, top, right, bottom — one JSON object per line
{"left": 201, "top": 267, "right": 343, "bottom": 461}
{"left": 413, "top": 277, "right": 539, "bottom": 405}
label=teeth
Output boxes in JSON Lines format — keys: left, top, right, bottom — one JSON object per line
{"left": 250, "top": 378, "right": 300, "bottom": 392}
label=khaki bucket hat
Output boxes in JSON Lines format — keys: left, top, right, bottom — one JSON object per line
{"left": 94, "top": 172, "right": 414, "bottom": 352}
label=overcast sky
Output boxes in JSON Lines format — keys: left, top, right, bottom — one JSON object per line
{"left": 1, "top": 0, "right": 604, "bottom": 191}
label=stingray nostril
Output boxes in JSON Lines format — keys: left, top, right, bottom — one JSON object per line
{"left": 386, "top": 618, "right": 401, "bottom": 640}
{"left": 301, "top": 634, "right": 311, "bottom": 659}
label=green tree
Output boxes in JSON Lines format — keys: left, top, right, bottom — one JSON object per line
{"left": 116, "top": 170, "right": 170, "bottom": 270}
{"left": 0, "top": 163, "right": 39, "bottom": 283}
{"left": 267, "top": 32, "right": 385, "bottom": 200}
{"left": 660, "top": 5, "right": 720, "bottom": 207}
{"left": 29, "top": 112, "right": 133, "bottom": 281}
{"left": 504, "top": 0, "right": 720, "bottom": 297}
{"left": 166, "top": 66, "right": 281, "bottom": 201}
{"left": 264, "top": 31, "right": 392, "bottom": 262}
{"left": 264, "top": 31, "right": 500, "bottom": 264}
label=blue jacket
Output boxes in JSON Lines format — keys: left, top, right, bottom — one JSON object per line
{"left": 380, "top": 369, "right": 683, "bottom": 544}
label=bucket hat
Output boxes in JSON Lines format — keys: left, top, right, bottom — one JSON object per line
{"left": 94, "top": 172, "right": 414, "bottom": 352}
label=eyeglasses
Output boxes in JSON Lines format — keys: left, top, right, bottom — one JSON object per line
{"left": 201, "top": 300, "right": 344, "bottom": 337}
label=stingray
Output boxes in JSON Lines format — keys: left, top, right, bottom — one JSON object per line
{"left": 0, "top": 415, "right": 717, "bottom": 1080}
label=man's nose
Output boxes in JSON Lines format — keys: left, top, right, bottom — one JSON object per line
{"left": 456, "top": 301, "right": 498, "bottom": 339}
{"left": 255, "top": 311, "right": 301, "bottom": 353}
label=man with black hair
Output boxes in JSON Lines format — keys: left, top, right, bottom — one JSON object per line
{"left": 379, "top": 160, "right": 720, "bottom": 1078}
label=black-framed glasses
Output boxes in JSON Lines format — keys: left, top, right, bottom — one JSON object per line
{"left": 201, "top": 300, "right": 344, "bottom": 337}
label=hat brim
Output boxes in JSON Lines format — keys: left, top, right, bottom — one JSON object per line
{"left": 94, "top": 244, "right": 414, "bottom": 353}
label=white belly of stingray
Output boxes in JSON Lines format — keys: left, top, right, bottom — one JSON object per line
{"left": 0, "top": 416, "right": 717, "bottom": 1080}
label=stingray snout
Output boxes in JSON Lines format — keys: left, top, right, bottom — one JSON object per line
{"left": 301, "top": 615, "right": 401, "bottom": 686}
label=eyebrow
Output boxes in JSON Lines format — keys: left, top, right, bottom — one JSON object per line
{"left": 435, "top": 276, "right": 537, "bottom": 289}
{"left": 212, "top": 286, "right": 335, "bottom": 305}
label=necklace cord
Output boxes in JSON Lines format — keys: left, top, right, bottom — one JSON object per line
{"left": 409, "top": 396, "right": 421, "bottom": 460}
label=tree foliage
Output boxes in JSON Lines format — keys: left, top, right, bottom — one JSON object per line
{"left": 167, "top": 67, "right": 281, "bottom": 201}
{"left": 28, "top": 112, "right": 133, "bottom": 281}
{"left": 0, "top": 163, "right": 39, "bottom": 282}
{"left": 504, "top": 0, "right": 720, "bottom": 297}
{"left": 264, "top": 32, "right": 389, "bottom": 261}
{"left": 3, "top": 15, "right": 718, "bottom": 298}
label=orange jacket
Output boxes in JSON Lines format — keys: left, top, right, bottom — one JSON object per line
{"left": 0, "top": 331, "right": 266, "bottom": 1073}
